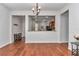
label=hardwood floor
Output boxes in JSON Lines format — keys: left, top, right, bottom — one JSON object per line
{"left": 0, "top": 41, "right": 71, "bottom": 56}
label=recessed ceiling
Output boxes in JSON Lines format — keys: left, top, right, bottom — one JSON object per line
{"left": 2, "top": 3, "right": 67, "bottom": 11}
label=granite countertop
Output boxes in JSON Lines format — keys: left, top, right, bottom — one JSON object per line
{"left": 71, "top": 42, "right": 79, "bottom": 46}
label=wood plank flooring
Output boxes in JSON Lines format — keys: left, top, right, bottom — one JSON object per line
{"left": 0, "top": 41, "right": 71, "bottom": 56}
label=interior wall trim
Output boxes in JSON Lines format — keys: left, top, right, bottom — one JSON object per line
{"left": 0, "top": 42, "right": 10, "bottom": 48}
{"left": 25, "top": 41, "right": 68, "bottom": 43}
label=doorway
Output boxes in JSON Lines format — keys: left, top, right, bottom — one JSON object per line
{"left": 12, "top": 15, "right": 25, "bottom": 43}
{"left": 60, "top": 10, "right": 69, "bottom": 43}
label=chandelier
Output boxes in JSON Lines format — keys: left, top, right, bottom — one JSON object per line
{"left": 32, "top": 3, "right": 41, "bottom": 31}
{"left": 32, "top": 3, "right": 41, "bottom": 15}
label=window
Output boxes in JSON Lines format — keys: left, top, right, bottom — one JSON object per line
{"left": 28, "top": 16, "right": 55, "bottom": 31}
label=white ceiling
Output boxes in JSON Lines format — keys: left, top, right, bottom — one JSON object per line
{"left": 3, "top": 3, "right": 67, "bottom": 11}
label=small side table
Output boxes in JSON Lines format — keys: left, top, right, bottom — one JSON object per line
{"left": 71, "top": 42, "right": 79, "bottom": 56}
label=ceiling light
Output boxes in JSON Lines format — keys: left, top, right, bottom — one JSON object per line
{"left": 32, "top": 3, "right": 41, "bottom": 15}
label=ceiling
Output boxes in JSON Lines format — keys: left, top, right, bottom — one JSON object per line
{"left": 2, "top": 3, "right": 67, "bottom": 11}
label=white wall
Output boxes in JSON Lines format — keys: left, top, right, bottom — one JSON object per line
{"left": 60, "top": 11, "right": 69, "bottom": 42}
{"left": 26, "top": 31, "right": 58, "bottom": 43}
{"left": 10, "top": 11, "right": 59, "bottom": 43}
{"left": 0, "top": 4, "right": 10, "bottom": 48}
{"left": 68, "top": 4, "right": 79, "bottom": 50}
{"left": 12, "top": 16, "right": 22, "bottom": 34}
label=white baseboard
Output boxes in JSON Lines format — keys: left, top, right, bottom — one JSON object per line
{"left": 25, "top": 41, "right": 68, "bottom": 43}
{"left": 26, "top": 41, "right": 58, "bottom": 43}
{"left": 58, "top": 41, "right": 68, "bottom": 43}
{"left": 0, "top": 42, "right": 10, "bottom": 48}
